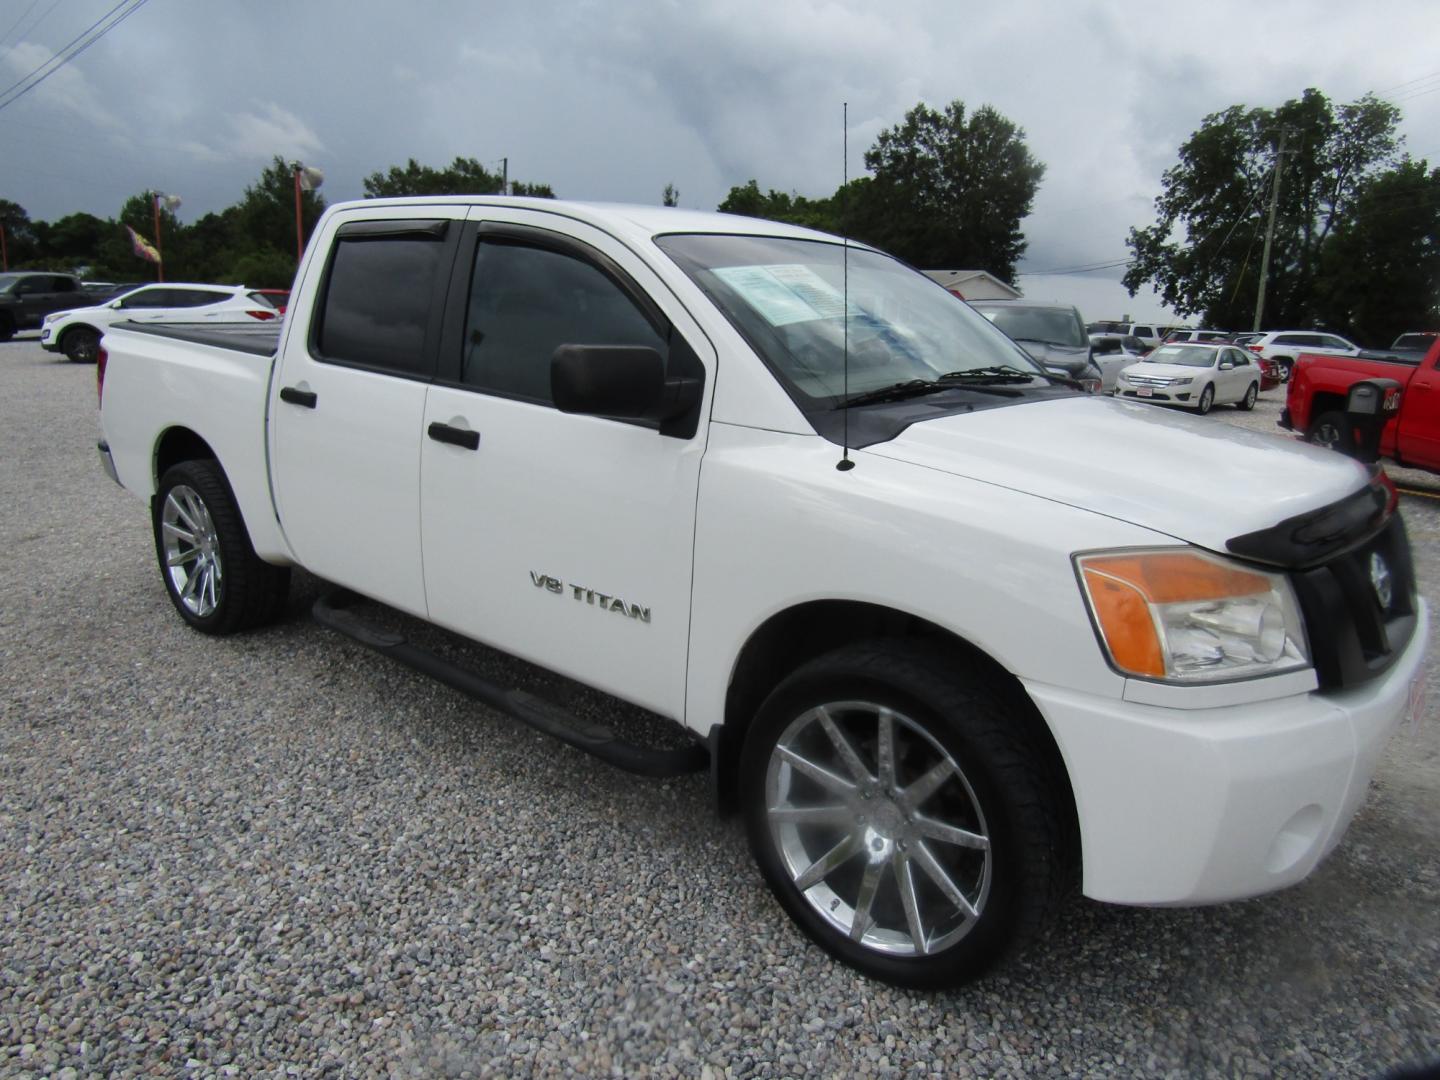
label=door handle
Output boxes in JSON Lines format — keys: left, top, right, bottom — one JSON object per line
{"left": 427, "top": 421, "right": 479, "bottom": 450}
{"left": 280, "top": 386, "right": 317, "bottom": 408}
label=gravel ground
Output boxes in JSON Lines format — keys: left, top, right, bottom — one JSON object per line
{"left": 1, "top": 341, "right": 1437, "bottom": 1079}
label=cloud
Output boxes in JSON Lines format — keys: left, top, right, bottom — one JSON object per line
{"left": 226, "top": 102, "right": 327, "bottom": 164}
{"left": 0, "top": 40, "right": 125, "bottom": 133}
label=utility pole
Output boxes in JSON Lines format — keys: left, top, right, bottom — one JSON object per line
{"left": 1252, "top": 127, "right": 1288, "bottom": 333}
{"left": 501, "top": 157, "right": 508, "bottom": 196}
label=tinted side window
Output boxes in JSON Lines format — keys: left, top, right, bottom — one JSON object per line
{"left": 461, "top": 240, "right": 666, "bottom": 404}
{"left": 51, "top": 277, "right": 77, "bottom": 293}
{"left": 175, "top": 289, "right": 230, "bottom": 308}
{"left": 317, "top": 233, "right": 446, "bottom": 375}
{"left": 121, "top": 289, "right": 169, "bottom": 309}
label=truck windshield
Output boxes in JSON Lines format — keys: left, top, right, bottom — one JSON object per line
{"left": 655, "top": 234, "right": 1045, "bottom": 407}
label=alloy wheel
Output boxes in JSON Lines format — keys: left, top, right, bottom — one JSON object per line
{"left": 160, "top": 484, "right": 223, "bottom": 618}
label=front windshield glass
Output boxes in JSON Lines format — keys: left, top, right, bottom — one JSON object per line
{"left": 654, "top": 234, "right": 1045, "bottom": 406}
{"left": 1146, "top": 344, "right": 1217, "bottom": 367}
{"left": 971, "top": 304, "right": 1087, "bottom": 348}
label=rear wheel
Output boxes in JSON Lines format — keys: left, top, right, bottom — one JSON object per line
{"left": 1276, "top": 357, "right": 1294, "bottom": 382}
{"left": 740, "top": 641, "right": 1069, "bottom": 989}
{"left": 61, "top": 326, "right": 101, "bottom": 364}
{"left": 1306, "top": 411, "right": 1355, "bottom": 455}
{"left": 152, "top": 460, "right": 290, "bottom": 634}
{"left": 1237, "top": 382, "right": 1258, "bottom": 411}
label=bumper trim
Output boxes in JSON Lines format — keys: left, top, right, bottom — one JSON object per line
{"left": 97, "top": 440, "right": 120, "bottom": 486}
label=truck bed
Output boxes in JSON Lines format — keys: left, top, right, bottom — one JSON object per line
{"left": 113, "top": 320, "right": 282, "bottom": 358}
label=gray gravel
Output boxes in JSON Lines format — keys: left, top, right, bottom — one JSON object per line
{"left": 1, "top": 341, "right": 1437, "bottom": 1078}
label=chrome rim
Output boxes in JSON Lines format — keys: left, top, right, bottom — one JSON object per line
{"left": 766, "top": 701, "right": 991, "bottom": 957}
{"left": 161, "top": 485, "right": 222, "bottom": 618}
{"left": 1313, "top": 422, "right": 1342, "bottom": 449}
{"left": 1244, "top": 385, "right": 1257, "bottom": 408}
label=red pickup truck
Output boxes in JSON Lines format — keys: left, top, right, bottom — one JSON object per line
{"left": 1280, "top": 337, "right": 1440, "bottom": 470}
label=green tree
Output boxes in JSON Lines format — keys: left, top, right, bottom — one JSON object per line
{"left": 362, "top": 156, "right": 555, "bottom": 198}
{"left": 509, "top": 180, "right": 555, "bottom": 198}
{"left": 856, "top": 102, "right": 1044, "bottom": 281}
{"left": 717, "top": 179, "right": 840, "bottom": 232}
{"left": 0, "top": 199, "right": 35, "bottom": 267}
{"left": 1124, "top": 90, "right": 1402, "bottom": 329}
{"left": 662, "top": 182, "right": 679, "bottom": 207}
{"left": 1317, "top": 159, "right": 1440, "bottom": 344}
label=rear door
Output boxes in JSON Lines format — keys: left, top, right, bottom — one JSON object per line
{"left": 418, "top": 208, "right": 713, "bottom": 718}
{"left": 1397, "top": 347, "right": 1440, "bottom": 469}
{"left": 270, "top": 209, "right": 464, "bottom": 616}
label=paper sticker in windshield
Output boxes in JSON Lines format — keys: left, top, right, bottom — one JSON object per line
{"left": 714, "top": 264, "right": 851, "bottom": 326}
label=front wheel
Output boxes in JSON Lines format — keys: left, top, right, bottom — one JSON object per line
{"left": 153, "top": 460, "right": 290, "bottom": 634}
{"left": 740, "top": 642, "right": 1069, "bottom": 989}
{"left": 1196, "top": 384, "right": 1215, "bottom": 415}
{"left": 1237, "top": 382, "right": 1258, "bottom": 411}
{"left": 62, "top": 326, "right": 101, "bottom": 364}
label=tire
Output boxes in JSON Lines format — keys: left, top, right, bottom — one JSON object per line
{"left": 0, "top": 314, "right": 14, "bottom": 342}
{"left": 1196, "top": 384, "right": 1215, "bottom": 415}
{"left": 739, "top": 641, "right": 1070, "bottom": 989}
{"left": 1306, "top": 411, "right": 1356, "bottom": 455}
{"left": 152, "top": 460, "right": 290, "bottom": 635}
{"left": 61, "top": 326, "right": 101, "bottom": 364}
{"left": 1237, "top": 382, "right": 1258, "bottom": 411}
{"left": 1276, "top": 357, "right": 1294, "bottom": 382}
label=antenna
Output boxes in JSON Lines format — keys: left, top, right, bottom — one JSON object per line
{"left": 837, "top": 101, "right": 855, "bottom": 472}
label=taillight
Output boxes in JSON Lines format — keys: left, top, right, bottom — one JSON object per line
{"left": 96, "top": 346, "right": 108, "bottom": 405}
{"left": 1246, "top": 344, "right": 1263, "bottom": 353}
{"left": 245, "top": 309, "right": 277, "bottom": 320}
{"left": 1375, "top": 468, "right": 1399, "bottom": 515}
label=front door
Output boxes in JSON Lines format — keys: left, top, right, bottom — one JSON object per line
{"left": 419, "top": 209, "right": 712, "bottom": 719}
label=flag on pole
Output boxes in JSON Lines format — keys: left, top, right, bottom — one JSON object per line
{"left": 296, "top": 164, "right": 324, "bottom": 191}
{"left": 126, "top": 225, "right": 161, "bottom": 264}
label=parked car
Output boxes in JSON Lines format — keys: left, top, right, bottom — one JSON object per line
{"left": 1244, "top": 330, "right": 1362, "bottom": 381}
{"left": 969, "top": 299, "right": 1102, "bottom": 391}
{"left": 253, "top": 288, "right": 291, "bottom": 315}
{"left": 96, "top": 196, "right": 1425, "bottom": 990}
{"left": 1164, "top": 328, "right": 1232, "bottom": 344}
{"left": 1088, "top": 333, "right": 1147, "bottom": 391}
{"left": 1113, "top": 342, "right": 1263, "bottom": 414}
{"left": 0, "top": 271, "right": 113, "bottom": 340}
{"left": 1390, "top": 332, "right": 1438, "bottom": 352}
{"left": 1280, "top": 337, "right": 1440, "bottom": 469}
{"left": 40, "top": 283, "right": 283, "bottom": 363}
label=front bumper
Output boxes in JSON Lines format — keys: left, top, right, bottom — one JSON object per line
{"left": 1114, "top": 385, "right": 1195, "bottom": 406}
{"left": 39, "top": 326, "right": 60, "bottom": 351}
{"left": 1024, "top": 598, "right": 1428, "bottom": 905}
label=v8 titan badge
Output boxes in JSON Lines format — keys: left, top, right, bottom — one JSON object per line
{"left": 530, "top": 572, "right": 651, "bottom": 623}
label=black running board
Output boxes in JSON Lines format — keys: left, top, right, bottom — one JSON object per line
{"left": 312, "top": 590, "right": 708, "bottom": 778}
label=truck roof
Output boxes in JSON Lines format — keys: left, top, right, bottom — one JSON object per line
{"left": 330, "top": 196, "right": 859, "bottom": 249}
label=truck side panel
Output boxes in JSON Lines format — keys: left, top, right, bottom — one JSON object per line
{"left": 100, "top": 326, "right": 292, "bottom": 563}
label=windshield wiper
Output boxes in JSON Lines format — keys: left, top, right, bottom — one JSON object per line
{"left": 837, "top": 379, "right": 949, "bottom": 408}
{"left": 939, "top": 365, "right": 1081, "bottom": 389}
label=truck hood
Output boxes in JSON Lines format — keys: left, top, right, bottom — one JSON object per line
{"left": 860, "top": 395, "right": 1368, "bottom": 552}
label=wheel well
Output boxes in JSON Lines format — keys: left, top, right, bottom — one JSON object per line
{"left": 154, "top": 427, "right": 217, "bottom": 488}
{"left": 713, "top": 601, "right": 1078, "bottom": 848}
{"left": 58, "top": 322, "right": 99, "bottom": 344}
{"left": 1308, "top": 392, "right": 1347, "bottom": 427}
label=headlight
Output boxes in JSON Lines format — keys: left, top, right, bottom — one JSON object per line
{"left": 1077, "top": 548, "right": 1309, "bottom": 683}
{"left": 1169, "top": 377, "right": 1193, "bottom": 386}
{"left": 43, "top": 312, "right": 64, "bottom": 324}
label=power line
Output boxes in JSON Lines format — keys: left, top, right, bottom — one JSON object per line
{"left": 1375, "top": 69, "right": 1440, "bottom": 95}
{"left": 0, "top": 0, "right": 151, "bottom": 115}
{"left": 0, "top": 0, "right": 63, "bottom": 69}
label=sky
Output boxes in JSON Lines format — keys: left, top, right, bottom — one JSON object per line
{"left": 2, "top": 0, "right": 1438, "bottom": 324}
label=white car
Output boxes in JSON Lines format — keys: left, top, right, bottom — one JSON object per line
{"left": 40, "top": 283, "right": 282, "bottom": 363}
{"left": 1243, "top": 330, "right": 1361, "bottom": 381}
{"left": 1088, "top": 333, "right": 1147, "bottom": 392}
{"left": 1114, "top": 342, "right": 1263, "bottom": 414}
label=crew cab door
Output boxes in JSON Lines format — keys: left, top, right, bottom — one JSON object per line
{"left": 1397, "top": 345, "right": 1440, "bottom": 470}
{"left": 270, "top": 208, "right": 465, "bottom": 616}
{"left": 419, "top": 210, "right": 712, "bottom": 718}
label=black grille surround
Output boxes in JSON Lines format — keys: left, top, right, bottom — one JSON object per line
{"left": 1226, "top": 474, "right": 1417, "bottom": 691}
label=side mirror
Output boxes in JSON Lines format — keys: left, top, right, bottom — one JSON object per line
{"left": 109, "top": 300, "right": 123, "bottom": 309}
{"left": 1219, "top": 362, "right": 1234, "bottom": 370}
{"left": 552, "top": 344, "right": 701, "bottom": 425}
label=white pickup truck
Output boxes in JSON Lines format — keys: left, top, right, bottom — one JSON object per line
{"left": 96, "top": 197, "right": 1428, "bottom": 989}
